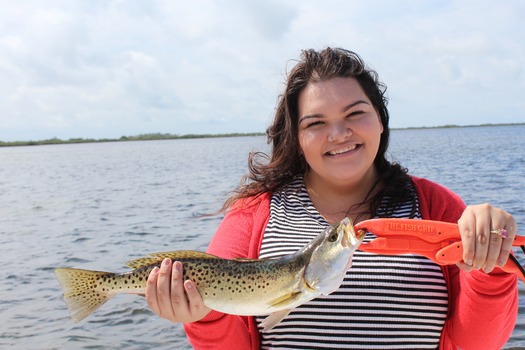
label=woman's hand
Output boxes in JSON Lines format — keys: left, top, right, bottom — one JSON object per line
{"left": 457, "top": 204, "right": 517, "bottom": 273}
{"left": 145, "top": 258, "right": 211, "bottom": 323}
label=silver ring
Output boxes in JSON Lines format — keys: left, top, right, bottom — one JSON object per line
{"left": 490, "top": 228, "right": 508, "bottom": 238}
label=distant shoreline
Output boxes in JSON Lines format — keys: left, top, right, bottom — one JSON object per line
{"left": 0, "top": 132, "right": 265, "bottom": 148}
{"left": 392, "top": 122, "right": 525, "bottom": 131}
{"left": 1, "top": 123, "right": 523, "bottom": 148}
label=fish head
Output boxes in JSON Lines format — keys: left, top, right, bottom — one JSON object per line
{"left": 303, "top": 217, "right": 365, "bottom": 294}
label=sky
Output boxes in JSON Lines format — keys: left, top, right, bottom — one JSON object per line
{"left": 0, "top": 0, "right": 524, "bottom": 142}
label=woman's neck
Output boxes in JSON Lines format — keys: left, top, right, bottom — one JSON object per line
{"left": 304, "top": 169, "right": 381, "bottom": 224}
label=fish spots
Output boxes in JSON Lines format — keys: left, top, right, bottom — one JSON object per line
{"left": 56, "top": 252, "right": 302, "bottom": 323}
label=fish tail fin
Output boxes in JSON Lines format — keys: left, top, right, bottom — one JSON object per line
{"left": 55, "top": 267, "right": 115, "bottom": 322}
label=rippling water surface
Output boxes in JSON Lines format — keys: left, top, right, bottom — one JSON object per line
{"left": 1, "top": 126, "right": 524, "bottom": 349}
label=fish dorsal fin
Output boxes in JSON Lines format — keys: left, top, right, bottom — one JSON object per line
{"left": 125, "top": 251, "right": 219, "bottom": 269}
{"left": 233, "top": 257, "right": 257, "bottom": 262}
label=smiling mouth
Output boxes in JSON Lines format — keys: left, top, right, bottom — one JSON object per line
{"left": 326, "top": 144, "right": 360, "bottom": 156}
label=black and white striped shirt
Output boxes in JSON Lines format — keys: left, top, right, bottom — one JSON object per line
{"left": 255, "top": 177, "right": 448, "bottom": 349}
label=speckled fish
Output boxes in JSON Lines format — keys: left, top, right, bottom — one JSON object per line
{"left": 55, "top": 217, "right": 365, "bottom": 330}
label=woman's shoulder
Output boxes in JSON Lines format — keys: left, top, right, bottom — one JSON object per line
{"left": 411, "top": 176, "right": 460, "bottom": 197}
{"left": 209, "top": 192, "right": 271, "bottom": 259}
{"left": 230, "top": 192, "right": 272, "bottom": 213}
{"left": 223, "top": 192, "right": 272, "bottom": 233}
{"left": 410, "top": 176, "right": 466, "bottom": 221}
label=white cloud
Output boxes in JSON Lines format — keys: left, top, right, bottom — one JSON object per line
{"left": 0, "top": 0, "right": 524, "bottom": 141}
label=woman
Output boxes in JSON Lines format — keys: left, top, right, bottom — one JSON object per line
{"left": 146, "top": 48, "right": 518, "bottom": 349}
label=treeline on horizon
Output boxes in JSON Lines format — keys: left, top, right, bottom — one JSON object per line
{"left": 0, "top": 132, "right": 265, "bottom": 147}
{"left": 1, "top": 122, "right": 523, "bottom": 147}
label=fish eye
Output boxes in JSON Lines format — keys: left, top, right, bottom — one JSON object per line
{"left": 328, "top": 232, "right": 339, "bottom": 242}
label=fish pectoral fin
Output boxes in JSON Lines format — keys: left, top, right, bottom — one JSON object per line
{"left": 261, "top": 289, "right": 308, "bottom": 330}
{"left": 260, "top": 309, "right": 292, "bottom": 331}
{"left": 268, "top": 290, "right": 302, "bottom": 308}
{"left": 126, "top": 251, "right": 219, "bottom": 269}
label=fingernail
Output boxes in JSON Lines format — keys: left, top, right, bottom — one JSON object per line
{"left": 464, "top": 260, "right": 472, "bottom": 267}
{"left": 186, "top": 281, "right": 193, "bottom": 290}
{"left": 174, "top": 261, "right": 182, "bottom": 272}
{"left": 151, "top": 267, "right": 159, "bottom": 275}
{"left": 162, "top": 258, "right": 171, "bottom": 267}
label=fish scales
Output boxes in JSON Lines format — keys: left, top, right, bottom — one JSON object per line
{"left": 55, "top": 218, "right": 364, "bottom": 330}
{"left": 181, "top": 255, "right": 308, "bottom": 309}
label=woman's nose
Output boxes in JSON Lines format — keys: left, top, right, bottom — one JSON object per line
{"left": 327, "top": 122, "right": 352, "bottom": 143}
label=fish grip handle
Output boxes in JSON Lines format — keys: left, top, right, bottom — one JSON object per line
{"left": 437, "top": 241, "right": 525, "bottom": 283}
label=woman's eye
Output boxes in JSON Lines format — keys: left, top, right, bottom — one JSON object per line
{"left": 347, "top": 110, "right": 364, "bottom": 118}
{"left": 305, "top": 120, "right": 323, "bottom": 128}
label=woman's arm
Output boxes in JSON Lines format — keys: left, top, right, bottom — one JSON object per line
{"left": 183, "top": 196, "right": 269, "bottom": 350}
{"left": 183, "top": 209, "right": 254, "bottom": 349}
{"left": 445, "top": 204, "right": 518, "bottom": 350}
{"left": 413, "top": 177, "right": 519, "bottom": 349}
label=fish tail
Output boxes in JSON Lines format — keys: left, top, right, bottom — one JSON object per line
{"left": 55, "top": 267, "right": 116, "bottom": 322}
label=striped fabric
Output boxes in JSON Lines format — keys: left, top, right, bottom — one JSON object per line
{"left": 255, "top": 177, "right": 448, "bottom": 349}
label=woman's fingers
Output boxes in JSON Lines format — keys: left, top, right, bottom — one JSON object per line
{"left": 473, "top": 210, "right": 490, "bottom": 270}
{"left": 184, "top": 280, "right": 208, "bottom": 316}
{"left": 458, "top": 204, "right": 516, "bottom": 274}
{"left": 145, "top": 259, "right": 211, "bottom": 323}
{"left": 145, "top": 266, "right": 161, "bottom": 315}
{"left": 458, "top": 209, "right": 476, "bottom": 267}
{"left": 495, "top": 216, "right": 517, "bottom": 267}
{"left": 170, "top": 261, "right": 190, "bottom": 315}
{"left": 156, "top": 259, "right": 176, "bottom": 318}
{"left": 145, "top": 259, "right": 188, "bottom": 321}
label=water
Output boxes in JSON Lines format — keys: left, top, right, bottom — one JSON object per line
{"left": 0, "top": 126, "right": 524, "bottom": 349}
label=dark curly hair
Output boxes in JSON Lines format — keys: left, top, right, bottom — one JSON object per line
{"left": 222, "top": 48, "right": 414, "bottom": 218}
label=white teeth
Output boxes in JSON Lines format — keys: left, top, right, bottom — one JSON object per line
{"left": 328, "top": 145, "right": 358, "bottom": 155}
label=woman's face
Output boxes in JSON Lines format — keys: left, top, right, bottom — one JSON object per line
{"left": 297, "top": 77, "right": 384, "bottom": 188}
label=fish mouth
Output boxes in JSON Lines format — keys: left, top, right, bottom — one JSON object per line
{"left": 340, "top": 218, "right": 364, "bottom": 248}
{"left": 355, "top": 227, "right": 366, "bottom": 241}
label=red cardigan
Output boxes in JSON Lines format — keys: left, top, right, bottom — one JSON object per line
{"left": 184, "top": 177, "right": 518, "bottom": 350}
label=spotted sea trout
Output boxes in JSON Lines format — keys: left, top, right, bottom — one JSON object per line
{"left": 55, "top": 217, "right": 365, "bottom": 330}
